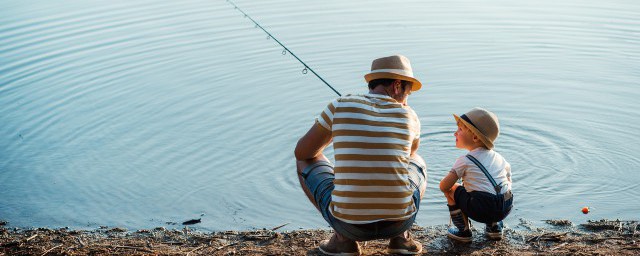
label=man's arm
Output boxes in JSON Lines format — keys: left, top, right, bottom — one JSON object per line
{"left": 294, "top": 123, "right": 332, "bottom": 213}
{"left": 294, "top": 123, "right": 332, "bottom": 161}
{"left": 410, "top": 139, "right": 420, "bottom": 157}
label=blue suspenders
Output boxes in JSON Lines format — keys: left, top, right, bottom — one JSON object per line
{"left": 466, "top": 155, "right": 503, "bottom": 195}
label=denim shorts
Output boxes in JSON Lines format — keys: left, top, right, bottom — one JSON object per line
{"left": 454, "top": 186, "right": 513, "bottom": 224}
{"left": 301, "top": 158, "right": 427, "bottom": 241}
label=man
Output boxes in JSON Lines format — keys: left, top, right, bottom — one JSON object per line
{"left": 295, "top": 55, "right": 427, "bottom": 255}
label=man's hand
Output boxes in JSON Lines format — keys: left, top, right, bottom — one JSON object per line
{"left": 294, "top": 123, "right": 332, "bottom": 161}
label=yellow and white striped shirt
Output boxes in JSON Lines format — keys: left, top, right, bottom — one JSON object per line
{"left": 316, "top": 93, "right": 421, "bottom": 224}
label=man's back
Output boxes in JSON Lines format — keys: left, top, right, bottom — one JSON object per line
{"left": 295, "top": 55, "right": 426, "bottom": 253}
{"left": 316, "top": 93, "right": 421, "bottom": 224}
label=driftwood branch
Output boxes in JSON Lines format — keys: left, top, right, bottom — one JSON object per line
{"left": 527, "top": 232, "right": 567, "bottom": 242}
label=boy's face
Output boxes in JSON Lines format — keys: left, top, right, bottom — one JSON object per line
{"left": 454, "top": 121, "right": 476, "bottom": 150}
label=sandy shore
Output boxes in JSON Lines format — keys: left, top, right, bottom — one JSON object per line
{"left": 1, "top": 219, "right": 638, "bottom": 255}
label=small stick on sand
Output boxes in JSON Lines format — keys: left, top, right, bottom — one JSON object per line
{"left": 586, "top": 236, "right": 626, "bottom": 242}
{"left": 76, "top": 237, "right": 86, "bottom": 247}
{"left": 26, "top": 234, "right": 38, "bottom": 242}
{"left": 94, "top": 244, "right": 153, "bottom": 253}
{"left": 40, "top": 244, "right": 61, "bottom": 256}
{"left": 550, "top": 242, "right": 568, "bottom": 251}
{"left": 187, "top": 245, "right": 206, "bottom": 256}
{"left": 161, "top": 241, "right": 184, "bottom": 245}
{"left": 112, "top": 245, "right": 154, "bottom": 253}
{"left": 271, "top": 223, "right": 290, "bottom": 231}
{"left": 215, "top": 242, "right": 238, "bottom": 251}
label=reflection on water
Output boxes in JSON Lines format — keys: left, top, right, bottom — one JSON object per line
{"left": 0, "top": 0, "right": 639, "bottom": 231}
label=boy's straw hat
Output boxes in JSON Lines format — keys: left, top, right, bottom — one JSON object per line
{"left": 453, "top": 108, "right": 500, "bottom": 149}
{"left": 364, "top": 55, "right": 422, "bottom": 91}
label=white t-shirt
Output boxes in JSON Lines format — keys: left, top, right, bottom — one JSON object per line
{"left": 450, "top": 147, "right": 512, "bottom": 195}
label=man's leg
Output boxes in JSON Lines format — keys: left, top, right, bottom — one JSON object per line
{"left": 387, "top": 155, "right": 427, "bottom": 255}
{"left": 296, "top": 156, "right": 361, "bottom": 255}
{"left": 412, "top": 154, "right": 428, "bottom": 199}
{"left": 296, "top": 155, "right": 329, "bottom": 212}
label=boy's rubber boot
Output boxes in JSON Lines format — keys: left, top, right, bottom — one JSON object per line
{"left": 447, "top": 204, "right": 472, "bottom": 243}
{"left": 485, "top": 221, "right": 504, "bottom": 240}
{"left": 318, "top": 233, "right": 361, "bottom": 256}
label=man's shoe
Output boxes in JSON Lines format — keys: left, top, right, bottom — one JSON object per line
{"left": 387, "top": 233, "right": 423, "bottom": 255}
{"left": 447, "top": 226, "right": 472, "bottom": 243}
{"left": 485, "top": 221, "right": 503, "bottom": 240}
{"left": 318, "top": 234, "right": 361, "bottom": 256}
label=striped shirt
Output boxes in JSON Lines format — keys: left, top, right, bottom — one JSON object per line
{"left": 316, "top": 93, "right": 421, "bottom": 224}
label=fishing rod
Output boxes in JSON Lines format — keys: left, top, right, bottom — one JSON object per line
{"left": 225, "top": 0, "right": 342, "bottom": 96}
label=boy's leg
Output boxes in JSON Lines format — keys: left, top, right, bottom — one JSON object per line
{"left": 444, "top": 185, "right": 472, "bottom": 243}
{"left": 485, "top": 192, "right": 512, "bottom": 240}
{"left": 485, "top": 221, "right": 504, "bottom": 240}
{"left": 443, "top": 183, "right": 460, "bottom": 205}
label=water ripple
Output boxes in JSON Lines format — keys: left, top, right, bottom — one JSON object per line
{"left": 1, "top": 0, "right": 639, "bottom": 230}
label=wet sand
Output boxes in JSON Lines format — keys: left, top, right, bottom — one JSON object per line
{"left": 1, "top": 219, "right": 638, "bottom": 255}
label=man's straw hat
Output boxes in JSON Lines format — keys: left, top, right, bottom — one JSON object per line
{"left": 453, "top": 108, "right": 500, "bottom": 149}
{"left": 364, "top": 55, "right": 422, "bottom": 91}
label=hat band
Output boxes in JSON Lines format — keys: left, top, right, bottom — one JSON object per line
{"left": 460, "top": 114, "right": 479, "bottom": 130}
{"left": 368, "top": 68, "right": 414, "bottom": 78}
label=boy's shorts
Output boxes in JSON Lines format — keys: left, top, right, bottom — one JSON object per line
{"left": 454, "top": 186, "right": 513, "bottom": 224}
{"left": 301, "top": 157, "right": 427, "bottom": 241}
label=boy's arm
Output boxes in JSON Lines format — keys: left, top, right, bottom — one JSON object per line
{"left": 439, "top": 171, "right": 459, "bottom": 193}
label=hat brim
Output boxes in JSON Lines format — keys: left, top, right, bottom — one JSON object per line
{"left": 364, "top": 72, "right": 422, "bottom": 91}
{"left": 453, "top": 114, "right": 494, "bottom": 149}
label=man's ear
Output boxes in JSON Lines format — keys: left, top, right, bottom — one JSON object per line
{"left": 393, "top": 80, "right": 402, "bottom": 93}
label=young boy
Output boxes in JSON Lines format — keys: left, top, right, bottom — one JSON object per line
{"left": 439, "top": 107, "right": 513, "bottom": 242}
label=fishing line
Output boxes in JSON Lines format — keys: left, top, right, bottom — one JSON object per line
{"left": 225, "top": 0, "right": 342, "bottom": 96}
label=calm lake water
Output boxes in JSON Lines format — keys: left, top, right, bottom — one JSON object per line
{"left": 1, "top": 0, "right": 639, "bottom": 231}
